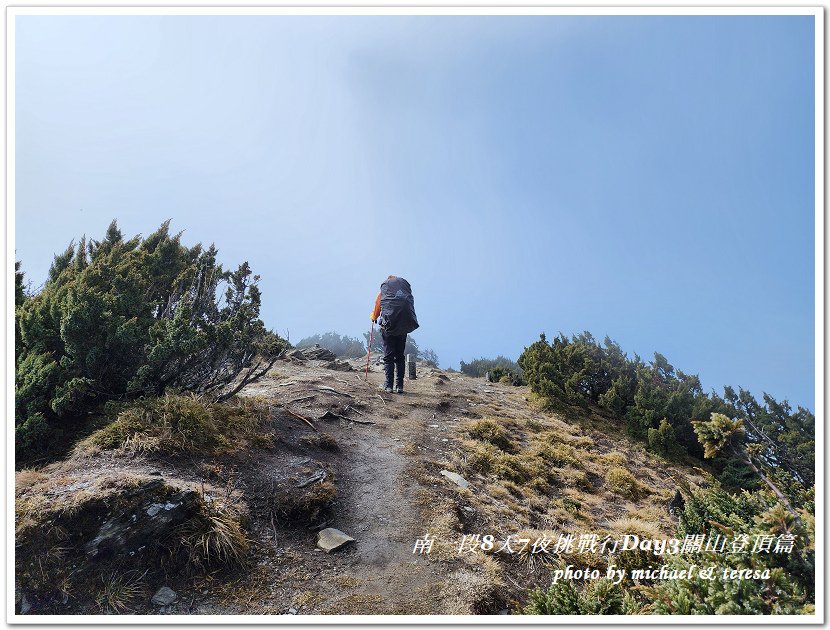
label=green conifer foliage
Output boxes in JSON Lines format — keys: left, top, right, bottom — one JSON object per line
{"left": 15, "top": 220, "right": 286, "bottom": 462}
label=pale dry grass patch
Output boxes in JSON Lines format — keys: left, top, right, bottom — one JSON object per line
{"left": 599, "top": 451, "right": 628, "bottom": 467}
{"left": 15, "top": 469, "right": 47, "bottom": 493}
{"left": 606, "top": 515, "right": 666, "bottom": 540}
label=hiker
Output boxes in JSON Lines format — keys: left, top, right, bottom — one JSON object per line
{"left": 371, "top": 275, "right": 419, "bottom": 393}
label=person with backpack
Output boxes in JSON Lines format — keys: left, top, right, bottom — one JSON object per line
{"left": 370, "top": 276, "right": 419, "bottom": 394}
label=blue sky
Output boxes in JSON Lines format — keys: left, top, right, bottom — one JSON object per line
{"left": 14, "top": 14, "right": 816, "bottom": 410}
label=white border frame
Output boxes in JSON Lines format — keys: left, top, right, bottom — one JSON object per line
{"left": 5, "top": 4, "right": 824, "bottom": 626}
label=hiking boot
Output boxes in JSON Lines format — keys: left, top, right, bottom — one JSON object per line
{"left": 383, "top": 363, "right": 395, "bottom": 393}
{"left": 394, "top": 385, "right": 404, "bottom": 394}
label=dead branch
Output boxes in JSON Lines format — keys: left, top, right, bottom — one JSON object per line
{"left": 348, "top": 417, "right": 376, "bottom": 425}
{"left": 284, "top": 408, "right": 318, "bottom": 432}
{"left": 297, "top": 469, "right": 327, "bottom": 488}
{"left": 317, "top": 386, "right": 353, "bottom": 398}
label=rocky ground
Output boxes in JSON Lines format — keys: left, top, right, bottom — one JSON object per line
{"left": 15, "top": 351, "right": 707, "bottom": 617}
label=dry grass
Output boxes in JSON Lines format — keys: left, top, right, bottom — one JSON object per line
{"left": 178, "top": 497, "right": 250, "bottom": 571}
{"left": 399, "top": 441, "right": 419, "bottom": 456}
{"left": 15, "top": 469, "right": 47, "bottom": 493}
{"left": 270, "top": 478, "right": 337, "bottom": 525}
{"left": 605, "top": 467, "right": 648, "bottom": 499}
{"left": 323, "top": 593, "right": 384, "bottom": 614}
{"left": 293, "top": 590, "right": 322, "bottom": 607}
{"left": 606, "top": 516, "right": 665, "bottom": 541}
{"left": 300, "top": 432, "right": 339, "bottom": 451}
{"left": 464, "top": 418, "right": 517, "bottom": 452}
{"left": 445, "top": 387, "right": 705, "bottom": 605}
{"left": 95, "top": 570, "right": 148, "bottom": 613}
{"left": 74, "top": 393, "right": 273, "bottom": 457}
{"left": 599, "top": 451, "right": 628, "bottom": 467}
{"left": 534, "top": 442, "right": 580, "bottom": 467}
{"left": 333, "top": 575, "right": 361, "bottom": 588}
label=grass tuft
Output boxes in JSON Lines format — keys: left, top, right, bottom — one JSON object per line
{"left": 95, "top": 570, "right": 147, "bottom": 613}
{"left": 76, "top": 393, "right": 272, "bottom": 457}
{"left": 465, "top": 419, "right": 517, "bottom": 452}
{"left": 605, "top": 467, "right": 647, "bottom": 499}
{"left": 178, "top": 497, "right": 250, "bottom": 572}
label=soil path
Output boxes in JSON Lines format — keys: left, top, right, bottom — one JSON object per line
{"left": 233, "top": 358, "right": 487, "bottom": 615}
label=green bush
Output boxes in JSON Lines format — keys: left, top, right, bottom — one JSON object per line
{"left": 647, "top": 419, "right": 682, "bottom": 458}
{"left": 15, "top": 220, "right": 286, "bottom": 464}
{"left": 518, "top": 332, "right": 814, "bottom": 492}
{"left": 522, "top": 483, "right": 815, "bottom": 615}
{"left": 522, "top": 578, "right": 626, "bottom": 615}
{"left": 460, "top": 356, "right": 522, "bottom": 381}
{"left": 642, "top": 487, "right": 815, "bottom": 615}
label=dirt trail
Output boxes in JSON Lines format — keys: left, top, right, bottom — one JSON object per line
{"left": 230, "top": 358, "right": 484, "bottom": 615}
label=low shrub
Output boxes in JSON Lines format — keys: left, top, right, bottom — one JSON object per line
{"left": 605, "top": 467, "right": 645, "bottom": 499}
{"left": 466, "top": 419, "right": 516, "bottom": 452}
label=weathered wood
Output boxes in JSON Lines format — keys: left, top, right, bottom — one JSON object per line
{"left": 297, "top": 470, "right": 327, "bottom": 488}
{"left": 317, "top": 386, "right": 354, "bottom": 398}
{"left": 284, "top": 408, "right": 318, "bottom": 432}
{"left": 348, "top": 417, "right": 376, "bottom": 425}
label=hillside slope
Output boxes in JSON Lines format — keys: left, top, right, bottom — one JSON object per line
{"left": 15, "top": 355, "right": 708, "bottom": 616}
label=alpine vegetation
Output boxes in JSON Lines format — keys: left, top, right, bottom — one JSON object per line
{"left": 15, "top": 220, "right": 287, "bottom": 464}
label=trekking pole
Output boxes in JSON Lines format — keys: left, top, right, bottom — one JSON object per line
{"left": 364, "top": 321, "right": 374, "bottom": 381}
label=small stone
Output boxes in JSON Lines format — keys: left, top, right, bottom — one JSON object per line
{"left": 440, "top": 470, "right": 470, "bottom": 489}
{"left": 288, "top": 607, "right": 298, "bottom": 614}
{"left": 429, "top": 424, "right": 439, "bottom": 428}
{"left": 20, "top": 594, "right": 31, "bottom": 614}
{"left": 316, "top": 528, "right": 355, "bottom": 553}
{"left": 152, "top": 586, "right": 177, "bottom": 606}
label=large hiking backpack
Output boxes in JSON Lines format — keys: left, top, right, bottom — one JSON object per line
{"left": 378, "top": 277, "right": 419, "bottom": 336}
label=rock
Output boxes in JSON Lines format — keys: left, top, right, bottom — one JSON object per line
{"left": 323, "top": 360, "right": 353, "bottom": 372}
{"left": 440, "top": 470, "right": 470, "bottom": 489}
{"left": 288, "top": 607, "right": 298, "bottom": 614}
{"left": 151, "top": 586, "right": 177, "bottom": 606}
{"left": 85, "top": 484, "right": 199, "bottom": 558}
{"left": 301, "top": 346, "right": 337, "bottom": 361}
{"left": 20, "top": 594, "right": 31, "bottom": 614}
{"left": 316, "top": 528, "right": 354, "bottom": 553}
{"left": 668, "top": 489, "right": 685, "bottom": 516}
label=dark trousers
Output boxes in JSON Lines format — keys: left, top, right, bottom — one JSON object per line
{"left": 381, "top": 331, "right": 407, "bottom": 388}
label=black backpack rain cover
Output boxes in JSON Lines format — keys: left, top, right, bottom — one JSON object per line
{"left": 378, "top": 277, "right": 419, "bottom": 336}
